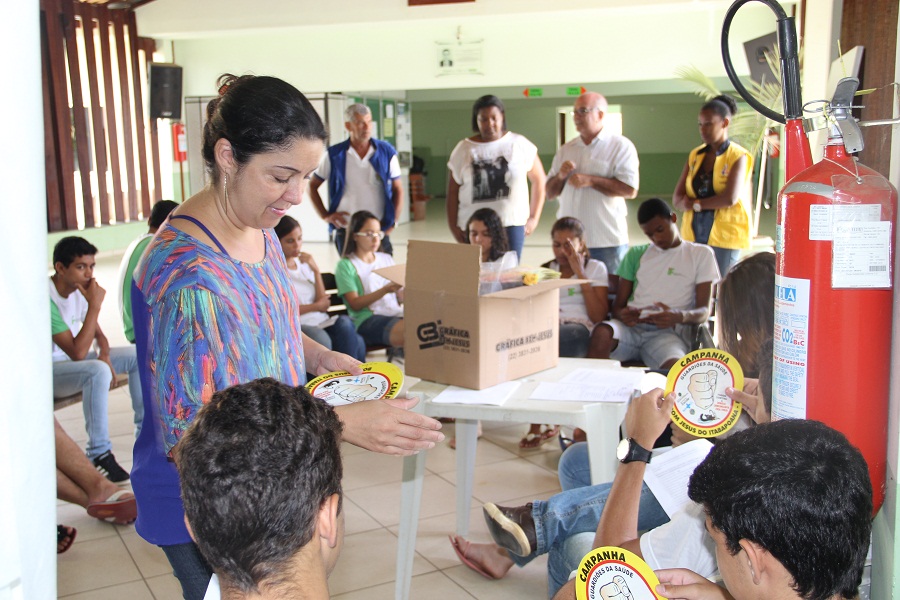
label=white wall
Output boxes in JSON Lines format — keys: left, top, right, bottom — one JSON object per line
{"left": 3, "top": 0, "right": 56, "bottom": 597}
{"left": 160, "top": 4, "right": 780, "bottom": 97}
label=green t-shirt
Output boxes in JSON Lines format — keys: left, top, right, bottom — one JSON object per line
{"left": 335, "top": 257, "right": 372, "bottom": 328}
{"left": 50, "top": 302, "right": 69, "bottom": 335}
{"left": 122, "top": 236, "right": 152, "bottom": 343}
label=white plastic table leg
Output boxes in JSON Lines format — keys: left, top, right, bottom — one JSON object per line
{"left": 583, "top": 401, "right": 628, "bottom": 484}
{"left": 454, "top": 418, "right": 479, "bottom": 535}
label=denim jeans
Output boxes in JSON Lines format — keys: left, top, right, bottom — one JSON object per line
{"left": 559, "top": 323, "right": 590, "bottom": 358}
{"left": 505, "top": 225, "right": 525, "bottom": 262}
{"left": 711, "top": 246, "right": 740, "bottom": 280}
{"left": 509, "top": 442, "right": 670, "bottom": 597}
{"left": 162, "top": 541, "right": 213, "bottom": 600}
{"left": 588, "top": 245, "right": 628, "bottom": 278}
{"left": 52, "top": 347, "right": 144, "bottom": 459}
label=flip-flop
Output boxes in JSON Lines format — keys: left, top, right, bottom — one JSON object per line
{"left": 87, "top": 490, "right": 137, "bottom": 525}
{"left": 519, "top": 425, "right": 560, "bottom": 449}
{"left": 57, "top": 525, "right": 77, "bottom": 554}
{"left": 448, "top": 535, "right": 498, "bottom": 580}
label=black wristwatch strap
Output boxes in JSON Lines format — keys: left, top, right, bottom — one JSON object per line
{"left": 623, "top": 438, "right": 652, "bottom": 464}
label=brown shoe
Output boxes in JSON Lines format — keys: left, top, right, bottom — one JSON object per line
{"left": 483, "top": 502, "right": 536, "bottom": 556}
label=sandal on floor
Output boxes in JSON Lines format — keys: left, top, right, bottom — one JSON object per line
{"left": 559, "top": 434, "right": 575, "bottom": 452}
{"left": 87, "top": 490, "right": 137, "bottom": 525}
{"left": 57, "top": 525, "right": 77, "bottom": 554}
{"left": 519, "top": 425, "right": 560, "bottom": 449}
{"left": 449, "top": 535, "right": 498, "bottom": 580}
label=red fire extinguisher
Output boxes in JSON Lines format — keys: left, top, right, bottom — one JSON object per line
{"left": 172, "top": 122, "right": 187, "bottom": 163}
{"left": 723, "top": 1, "right": 896, "bottom": 511}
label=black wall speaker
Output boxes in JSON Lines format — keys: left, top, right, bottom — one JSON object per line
{"left": 149, "top": 63, "right": 183, "bottom": 120}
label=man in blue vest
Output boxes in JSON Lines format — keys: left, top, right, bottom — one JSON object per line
{"left": 309, "top": 103, "right": 404, "bottom": 255}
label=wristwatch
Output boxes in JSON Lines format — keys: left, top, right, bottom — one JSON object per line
{"left": 616, "top": 438, "right": 652, "bottom": 464}
{"left": 692, "top": 201, "right": 703, "bottom": 213}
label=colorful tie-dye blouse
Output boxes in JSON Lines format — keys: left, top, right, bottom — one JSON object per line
{"left": 136, "top": 223, "right": 306, "bottom": 452}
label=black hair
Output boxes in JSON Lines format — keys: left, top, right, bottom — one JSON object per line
{"left": 471, "top": 95, "right": 507, "bottom": 133}
{"left": 342, "top": 210, "right": 380, "bottom": 257}
{"left": 176, "top": 378, "right": 343, "bottom": 594}
{"left": 201, "top": 74, "right": 328, "bottom": 183}
{"left": 689, "top": 420, "right": 872, "bottom": 600}
{"left": 757, "top": 337, "right": 773, "bottom": 414}
{"left": 717, "top": 252, "right": 776, "bottom": 377}
{"left": 53, "top": 236, "right": 98, "bottom": 267}
{"left": 550, "top": 217, "right": 590, "bottom": 266}
{"left": 702, "top": 94, "right": 738, "bottom": 120}
{"left": 148, "top": 200, "right": 179, "bottom": 229}
{"left": 466, "top": 208, "right": 509, "bottom": 262}
{"left": 274, "top": 215, "right": 300, "bottom": 240}
{"left": 636, "top": 197, "right": 674, "bottom": 225}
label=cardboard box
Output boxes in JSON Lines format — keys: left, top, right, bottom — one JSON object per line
{"left": 380, "top": 241, "right": 583, "bottom": 390}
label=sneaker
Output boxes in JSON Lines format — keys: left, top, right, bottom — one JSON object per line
{"left": 92, "top": 451, "right": 130, "bottom": 483}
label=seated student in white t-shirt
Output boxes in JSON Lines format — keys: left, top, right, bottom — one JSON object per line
{"left": 177, "top": 379, "right": 345, "bottom": 600}
{"left": 335, "top": 210, "right": 404, "bottom": 350}
{"left": 275, "top": 216, "right": 366, "bottom": 362}
{"left": 594, "top": 197, "right": 719, "bottom": 370}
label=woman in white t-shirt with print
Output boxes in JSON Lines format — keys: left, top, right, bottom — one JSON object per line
{"left": 275, "top": 216, "right": 366, "bottom": 362}
{"left": 447, "top": 95, "right": 546, "bottom": 260}
{"left": 335, "top": 211, "right": 404, "bottom": 350}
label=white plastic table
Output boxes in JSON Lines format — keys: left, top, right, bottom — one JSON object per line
{"left": 394, "top": 358, "right": 635, "bottom": 600}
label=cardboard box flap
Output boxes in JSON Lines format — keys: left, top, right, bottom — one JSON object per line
{"left": 406, "top": 240, "right": 480, "bottom": 294}
{"left": 484, "top": 278, "right": 590, "bottom": 300}
{"left": 374, "top": 263, "right": 406, "bottom": 287}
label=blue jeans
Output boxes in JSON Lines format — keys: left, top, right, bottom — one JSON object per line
{"left": 505, "top": 225, "right": 525, "bottom": 261}
{"left": 510, "top": 442, "right": 670, "bottom": 597}
{"left": 325, "top": 314, "right": 367, "bottom": 361}
{"left": 559, "top": 323, "right": 590, "bottom": 358}
{"left": 711, "top": 246, "right": 740, "bottom": 280}
{"left": 588, "top": 245, "right": 628, "bottom": 278}
{"left": 161, "top": 541, "right": 213, "bottom": 600}
{"left": 52, "top": 347, "right": 143, "bottom": 459}
{"left": 334, "top": 229, "right": 393, "bottom": 256}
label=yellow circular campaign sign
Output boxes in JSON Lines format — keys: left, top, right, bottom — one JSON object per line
{"left": 305, "top": 362, "right": 403, "bottom": 406}
{"left": 575, "top": 546, "right": 663, "bottom": 600}
{"left": 666, "top": 349, "right": 744, "bottom": 438}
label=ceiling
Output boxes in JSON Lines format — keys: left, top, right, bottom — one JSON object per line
{"left": 134, "top": 0, "right": 739, "bottom": 39}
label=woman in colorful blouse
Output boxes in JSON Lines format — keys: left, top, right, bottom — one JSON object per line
{"left": 130, "top": 74, "right": 443, "bottom": 600}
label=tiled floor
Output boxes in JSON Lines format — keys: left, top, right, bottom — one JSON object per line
{"left": 56, "top": 200, "right": 582, "bottom": 599}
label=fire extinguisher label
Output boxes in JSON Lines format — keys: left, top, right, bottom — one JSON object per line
{"left": 831, "top": 221, "right": 892, "bottom": 289}
{"left": 809, "top": 204, "right": 881, "bottom": 241}
{"left": 772, "top": 275, "right": 811, "bottom": 420}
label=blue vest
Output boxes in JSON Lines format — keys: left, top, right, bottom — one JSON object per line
{"left": 326, "top": 138, "right": 398, "bottom": 230}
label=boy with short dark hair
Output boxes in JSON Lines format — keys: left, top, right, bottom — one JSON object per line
{"left": 177, "top": 378, "right": 345, "bottom": 600}
{"left": 50, "top": 236, "right": 143, "bottom": 482}
{"left": 594, "top": 197, "right": 719, "bottom": 369}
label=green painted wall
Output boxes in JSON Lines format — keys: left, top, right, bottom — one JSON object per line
{"left": 47, "top": 221, "right": 147, "bottom": 261}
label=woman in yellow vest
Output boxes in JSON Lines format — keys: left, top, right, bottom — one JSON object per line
{"left": 673, "top": 95, "right": 753, "bottom": 278}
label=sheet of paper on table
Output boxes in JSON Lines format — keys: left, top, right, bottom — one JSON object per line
{"left": 529, "top": 368, "right": 645, "bottom": 403}
{"left": 431, "top": 380, "right": 520, "bottom": 406}
{"left": 643, "top": 439, "right": 714, "bottom": 517}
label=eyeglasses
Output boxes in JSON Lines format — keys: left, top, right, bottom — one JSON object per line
{"left": 571, "top": 107, "right": 600, "bottom": 115}
{"left": 355, "top": 231, "right": 385, "bottom": 240}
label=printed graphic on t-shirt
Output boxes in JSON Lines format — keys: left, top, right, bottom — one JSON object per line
{"left": 472, "top": 156, "right": 510, "bottom": 201}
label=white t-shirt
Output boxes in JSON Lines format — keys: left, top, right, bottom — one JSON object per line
{"left": 315, "top": 145, "right": 401, "bottom": 221}
{"left": 548, "top": 129, "right": 640, "bottom": 248}
{"left": 549, "top": 258, "right": 609, "bottom": 325}
{"left": 49, "top": 279, "right": 88, "bottom": 362}
{"left": 349, "top": 252, "right": 403, "bottom": 317}
{"left": 203, "top": 573, "right": 220, "bottom": 600}
{"left": 447, "top": 132, "right": 538, "bottom": 229}
{"left": 286, "top": 262, "right": 329, "bottom": 327}
{"left": 622, "top": 242, "right": 719, "bottom": 312}
{"left": 640, "top": 501, "right": 718, "bottom": 577}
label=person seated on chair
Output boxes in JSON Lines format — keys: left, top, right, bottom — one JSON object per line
{"left": 275, "top": 215, "right": 366, "bottom": 362}
{"left": 118, "top": 200, "right": 179, "bottom": 344}
{"left": 335, "top": 210, "right": 404, "bottom": 351}
{"left": 50, "top": 236, "right": 143, "bottom": 483}
{"left": 593, "top": 197, "right": 719, "bottom": 370}
{"left": 176, "top": 378, "right": 344, "bottom": 600}
{"left": 651, "top": 419, "right": 872, "bottom": 600}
